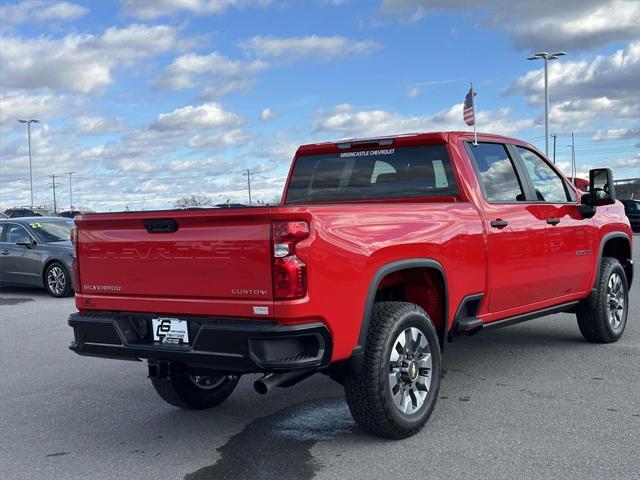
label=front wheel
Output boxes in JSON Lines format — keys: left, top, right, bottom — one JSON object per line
{"left": 44, "top": 262, "right": 72, "bottom": 297}
{"left": 344, "top": 302, "right": 441, "bottom": 439}
{"left": 151, "top": 373, "right": 239, "bottom": 410}
{"left": 576, "top": 257, "right": 629, "bottom": 343}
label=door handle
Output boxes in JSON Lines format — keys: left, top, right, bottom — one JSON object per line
{"left": 490, "top": 219, "right": 509, "bottom": 228}
{"left": 0, "top": 249, "right": 9, "bottom": 255}
{"left": 546, "top": 217, "right": 561, "bottom": 225}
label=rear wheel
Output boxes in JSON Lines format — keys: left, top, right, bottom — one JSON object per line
{"left": 576, "top": 257, "right": 629, "bottom": 343}
{"left": 344, "top": 302, "right": 441, "bottom": 439}
{"left": 151, "top": 373, "right": 239, "bottom": 410}
{"left": 44, "top": 262, "right": 72, "bottom": 297}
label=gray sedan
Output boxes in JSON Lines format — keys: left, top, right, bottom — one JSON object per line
{"left": 0, "top": 217, "right": 75, "bottom": 297}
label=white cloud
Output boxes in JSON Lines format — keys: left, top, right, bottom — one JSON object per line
{"left": 592, "top": 128, "right": 640, "bottom": 141}
{"left": 0, "top": 24, "right": 181, "bottom": 93}
{"left": 168, "top": 158, "right": 240, "bottom": 173}
{"left": 152, "top": 102, "right": 243, "bottom": 131}
{"left": 186, "top": 129, "right": 247, "bottom": 148}
{"left": 0, "top": 91, "right": 64, "bottom": 125}
{"left": 611, "top": 156, "right": 639, "bottom": 169}
{"left": 118, "top": 159, "right": 155, "bottom": 172}
{"left": 241, "top": 35, "right": 379, "bottom": 60}
{"left": 156, "top": 51, "right": 268, "bottom": 93}
{"left": 0, "top": 1, "right": 88, "bottom": 24}
{"left": 75, "top": 116, "right": 121, "bottom": 135}
{"left": 260, "top": 108, "right": 276, "bottom": 120}
{"left": 121, "top": 0, "right": 272, "bottom": 20}
{"left": 380, "top": 0, "right": 640, "bottom": 51}
{"left": 407, "top": 86, "right": 421, "bottom": 98}
{"left": 508, "top": 42, "right": 640, "bottom": 128}
{"left": 315, "top": 103, "right": 535, "bottom": 138}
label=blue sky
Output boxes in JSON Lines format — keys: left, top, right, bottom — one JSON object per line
{"left": 1, "top": 0, "right": 638, "bottom": 211}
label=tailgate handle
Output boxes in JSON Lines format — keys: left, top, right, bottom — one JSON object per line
{"left": 144, "top": 219, "right": 179, "bottom": 233}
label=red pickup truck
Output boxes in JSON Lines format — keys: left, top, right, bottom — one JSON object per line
{"left": 69, "top": 132, "right": 633, "bottom": 438}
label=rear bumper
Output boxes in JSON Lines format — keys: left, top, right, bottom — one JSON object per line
{"left": 68, "top": 312, "right": 332, "bottom": 373}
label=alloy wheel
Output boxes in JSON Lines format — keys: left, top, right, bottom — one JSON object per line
{"left": 388, "top": 327, "right": 432, "bottom": 415}
{"left": 606, "top": 272, "right": 625, "bottom": 331}
{"left": 47, "top": 265, "right": 66, "bottom": 296}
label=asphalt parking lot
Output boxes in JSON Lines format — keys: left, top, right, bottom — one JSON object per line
{"left": 1, "top": 238, "right": 639, "bottom": 480}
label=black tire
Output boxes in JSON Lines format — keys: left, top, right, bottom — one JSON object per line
{"left": 576, "top": 257, "right": 629, "bottom": 343}
{"left": 151, "top": 373, "right": 239, "bottom": 410}
{"left": 344, "top": 302, "right": 441, "bottom": 439}
{"left": 44, "top": 262, "right": 72, "bottom": 298}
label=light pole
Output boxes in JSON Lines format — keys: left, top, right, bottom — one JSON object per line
{"left": 67, "top": 172, "right": 76, "bottom": 210}
{"left": 243, "top": 169, "right": 253, "bottom": 205}
{"left": 17, "top": 119, "right": 39, "bottom": 208}
{"left": 567, "top": 132, "right": 576, "bottom": 185}
{"left": 527, "top": 52, "right": 566, "bottom": 157}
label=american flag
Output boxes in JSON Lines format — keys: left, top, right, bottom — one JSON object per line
{"left": 463, "top": 87, "right": 475, "bottom": 126}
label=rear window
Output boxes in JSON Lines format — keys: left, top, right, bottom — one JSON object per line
{"left": 285, "top": 145, "right": 458, "bottom": 203}
{"left": 29, "top": 220, "right": 73, "bottom": 243}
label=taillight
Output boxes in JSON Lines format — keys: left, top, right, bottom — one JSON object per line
{"left": 272, "top": 221, "right": 309, "bottom": 300}
{"left": 70, "top": 225, "right": 81, "bottom": 293}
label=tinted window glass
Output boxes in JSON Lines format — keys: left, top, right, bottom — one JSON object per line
{"left": 468, "top": 143, "right": 524, "bottom": 202}
{"left": 516, "top": 147, "right": 571, "bottom": 202}
{"left": 625, "top": 201, "right": 639, "bottom": 212}
{"left": 6, "top": 224, "right": 29, "bottom": 243}
{"left": 286, "top": 145, "right": 458, "bottom": 203}
{"left": 28, "top": 220, "right": 73, "bottom": 243}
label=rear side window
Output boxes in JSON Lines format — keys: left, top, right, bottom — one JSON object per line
{"left": 285, "top": 145, "right": 458, "bottom": 203}
{"left": 468, "top": 143, "right": 525, "bottom": 202}
{"left": 516, "top": 147, "right": 572, "bottom": 202}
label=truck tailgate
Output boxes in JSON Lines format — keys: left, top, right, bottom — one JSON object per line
{"left": 74, "top": 208, "right": 274, "bottom": 318}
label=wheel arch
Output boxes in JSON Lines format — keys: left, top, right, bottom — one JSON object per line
{"left": 597, "top": 233, "right": 633, "bottom": 289}
{"left": 358, "top": 259, "right": 449, "bottom": 354}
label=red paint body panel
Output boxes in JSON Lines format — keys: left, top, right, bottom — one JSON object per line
{"left": 75, "top": 208, "right": 274, "bottom": 318}
{"left": 73, "top": 131, "right": 633, "bottom": 363}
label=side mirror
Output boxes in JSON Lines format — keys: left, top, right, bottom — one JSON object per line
{"left": 16, "top": 237, "right": 35, "bottom": 248}
{"left": 589, "top": 168, "right": 616, "bottom": 206}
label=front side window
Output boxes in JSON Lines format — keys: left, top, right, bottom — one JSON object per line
{"left": 6, "top": 224, "right": 30, "bottom": 244}
{"left": 468, "top": 143, "right": 525, "bottom": 202}
{"left": 516, "top": 147, "right": 572, "bottom": 202}
{"left": 286, "top": 145, "right": 458, "bottom": 203}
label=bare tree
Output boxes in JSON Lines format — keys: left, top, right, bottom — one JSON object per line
{"left": 174, "top": 194, "right": 213, "bottom": 208}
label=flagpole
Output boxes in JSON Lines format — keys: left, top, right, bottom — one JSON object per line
{"left": 471, "top": 82, "right": 477, "bottom": 145}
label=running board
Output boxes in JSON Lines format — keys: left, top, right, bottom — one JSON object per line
{"left": 449, "top": 298, "right": 579, "bottom": 342}
{"left": 482, "top": 301, "right": 579, "bottom": 331}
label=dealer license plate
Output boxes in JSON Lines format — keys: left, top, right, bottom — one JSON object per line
{"left": 152, "top": 318, "right": 189, "bottom": 345}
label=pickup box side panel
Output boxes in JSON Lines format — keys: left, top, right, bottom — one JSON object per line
{"left": 271, "top": 203, "right": 486, "bottom": 361}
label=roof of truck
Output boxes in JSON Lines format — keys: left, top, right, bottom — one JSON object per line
{"left": 295, "top": 131, "right": 529, "bottom": 156}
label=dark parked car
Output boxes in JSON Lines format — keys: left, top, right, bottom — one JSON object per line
{"left": 0, "top": 217, "right": 75, "bottom": 297}
{"left": 5, "top": 208, "right": 42, "bottom": 218}
{"left": 59, "top": 210, "right": 82, "bottom": 218}
{"left": 621, "top": 199, "right": 640, "bottom": 232}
